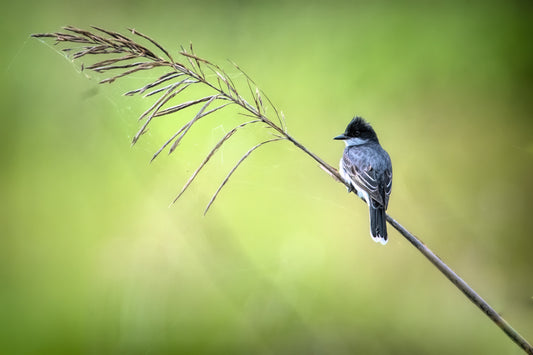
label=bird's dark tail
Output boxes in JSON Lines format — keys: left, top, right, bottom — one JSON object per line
{"left": 369, "top": 201, "right": 388, "bottom": 245}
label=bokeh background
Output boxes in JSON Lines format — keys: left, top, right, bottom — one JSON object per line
{"left": 1, "top": 0, "right": 532, "bottom": 354}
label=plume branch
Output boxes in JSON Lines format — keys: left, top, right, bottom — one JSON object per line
{"left": 203, "top": 137, "right": 284, "bottom": 215}
{"left": 172, "top": 119, "right": 261, "bottom": 203}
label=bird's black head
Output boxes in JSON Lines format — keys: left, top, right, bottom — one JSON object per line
{"left": 334, "top": 116, "right": 379, "bottom": 143}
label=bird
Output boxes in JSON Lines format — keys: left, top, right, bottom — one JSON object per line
{"left": 334, "top": 116, "right": 392, "bottom": 245}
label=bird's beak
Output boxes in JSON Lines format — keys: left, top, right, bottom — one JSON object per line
{"left": 333, "top": 134, "right": 347, "bottom": 140}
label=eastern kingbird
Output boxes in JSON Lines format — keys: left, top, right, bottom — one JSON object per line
{"left": 334, "top": 117, "right": 392, "bottom": 245}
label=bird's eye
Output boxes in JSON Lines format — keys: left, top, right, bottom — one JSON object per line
{"left": 355, "top": 130, "right": 360, "bottom": 136}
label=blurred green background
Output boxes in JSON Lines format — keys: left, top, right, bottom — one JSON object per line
{"left": 1, "top": 0, "right": 532, "bottom": 354}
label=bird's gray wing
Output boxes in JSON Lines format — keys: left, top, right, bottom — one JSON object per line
{"left": 342, "top": 152, "right": 384, "bottom": 206}
{"left": 383, "top": 167, "right": 392, "bottom": 209}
